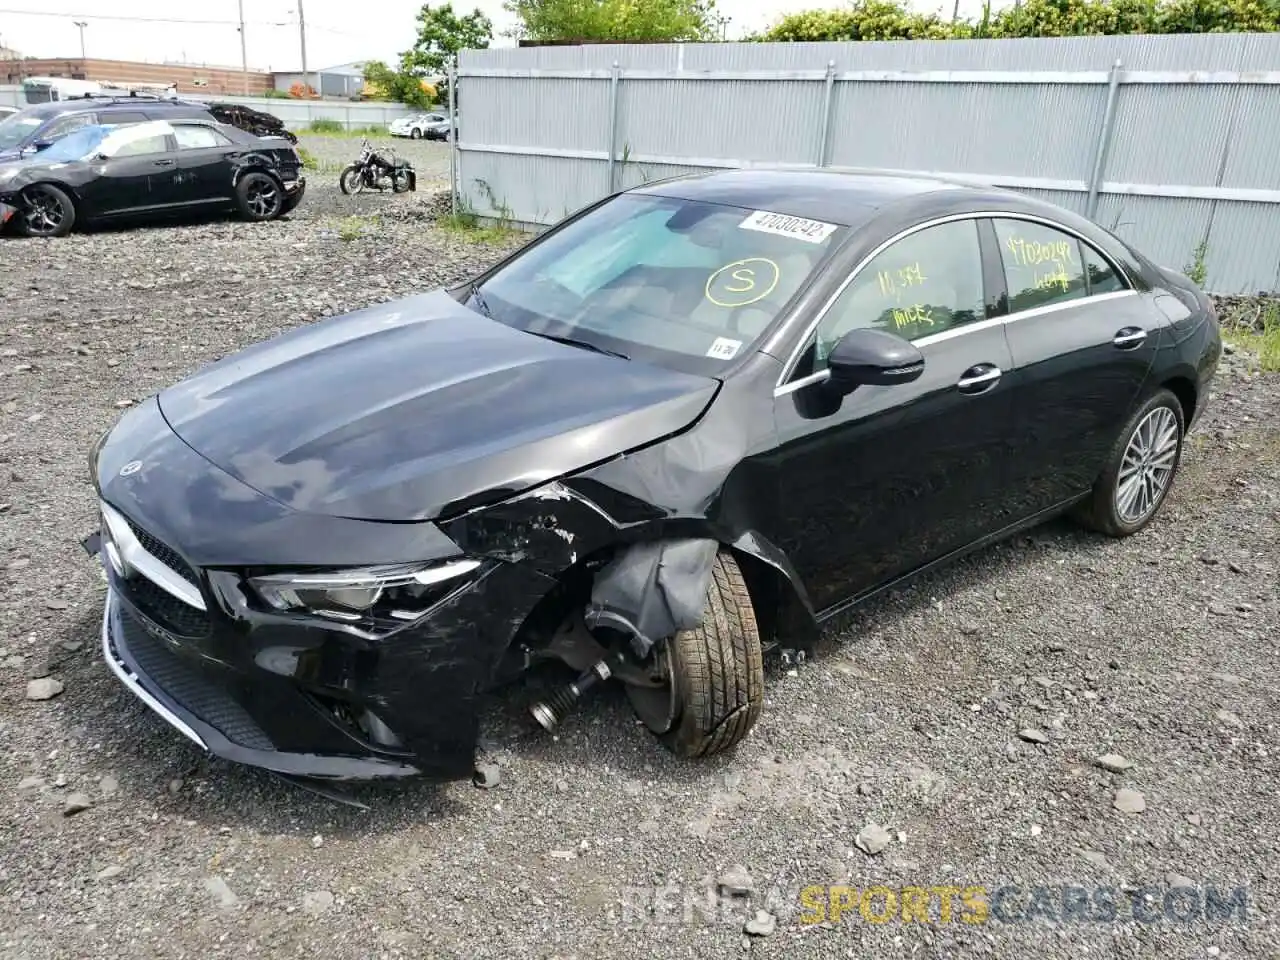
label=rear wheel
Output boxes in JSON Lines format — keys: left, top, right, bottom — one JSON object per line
{"left": 626, "top": 550, "right": 764, "bottom": 758}
{"left": 235, "top": 172, "right": 284, "bottom": 221}
{"left": 18, "top": 183, "right": 76, "bottom": 238}
{"left": 391, "top": 169, "right": 412, "bottom": 193}
{"left": 1071, "top": 387, "right": 1186, "bottom": 537}
{"left": 410, "top": 127, "right": 422, "bottom": 139}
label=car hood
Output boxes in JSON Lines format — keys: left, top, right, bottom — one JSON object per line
{"left": 157, "top": 290, "right": 720, "bottom": 523}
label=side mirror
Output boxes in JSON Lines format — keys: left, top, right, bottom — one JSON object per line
{"left": 825, "top": 327, "right": 925, "bottom": 395}
{"left": 31, "top": 139, "right": 54, "bottom": 151}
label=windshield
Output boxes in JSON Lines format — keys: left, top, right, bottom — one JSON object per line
{"left": 470, "top": 193, "right": 844, "bottom": 375}
{"left": 38, "top": 124, "right": 112, "bottom": 162}
{"left": 0, "top": 113, "right": 44, "bottom": 150}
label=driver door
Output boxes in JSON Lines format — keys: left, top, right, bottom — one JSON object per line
{"left": 770, "top": 216, "right": 1017, "bottom": 613}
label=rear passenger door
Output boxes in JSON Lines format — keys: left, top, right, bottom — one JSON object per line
{"left": 991, "top": 215, "right": 1159, "bottom": 513}
{"left": 172, "top": 123, "right": 237, "bottom": 205}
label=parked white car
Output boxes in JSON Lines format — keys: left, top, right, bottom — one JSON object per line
{"left": 389, "top": 113, "right": 450, "bottom": 139}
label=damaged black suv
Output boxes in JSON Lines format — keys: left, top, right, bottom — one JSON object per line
{"left": 86, "top": 168, "right": 1219, "bottom": 783}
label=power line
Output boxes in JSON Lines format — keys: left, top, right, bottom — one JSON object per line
{"left": 0, "top": 9, "right": 289, "bottom": 27}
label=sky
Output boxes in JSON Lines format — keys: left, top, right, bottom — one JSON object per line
{"left": 1, "top": 0, "right": 1001, "bottom": 73}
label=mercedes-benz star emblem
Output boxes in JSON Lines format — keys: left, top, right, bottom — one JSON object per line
{"left": 119, "top": 460, "right": 143, "bottom": 477}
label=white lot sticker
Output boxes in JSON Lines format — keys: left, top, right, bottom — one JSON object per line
{"left": 706, "top": 337, "right": 743, "bottom": 360}
{"left": 738, "top": 209, "right": 838, "bottom": 244}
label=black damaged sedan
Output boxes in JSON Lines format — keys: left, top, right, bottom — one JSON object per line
{"left": 86, "top": 169, "right": 1221, "bottom": 783}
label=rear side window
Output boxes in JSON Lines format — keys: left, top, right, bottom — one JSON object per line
{"left": 104, "top": 111, "right": 148, "bottom": 124}
{"left": 173, "top": 124, "right": 230, "bottom": 149}
{"left": 994, "top": 218, "right": 1088, "bottom": 312}
{"left": 111, "top": 133, "right": 170, "bottom": 157}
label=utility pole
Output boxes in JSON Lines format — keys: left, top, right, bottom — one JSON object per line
{"left": 237, "top": 0, "right": 249, "bottom": 95}
{"left": 73, "top": 20, "right": 87, "bottom": 60}
{"left": 297, "top": 0, "right": 313, "bottom": 98}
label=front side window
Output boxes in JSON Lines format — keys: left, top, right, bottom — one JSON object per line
{"left": 994, "top": 218, "right": 1088, "bottom": 313}
{"left": 472, "top": 193, "right": 845, "bottom": 375}
{"left": 37, "top": 124, "right": 113, "bottom": 162}
{"left": 799, "top": 218, "right": 985, "bottom": 376}
{"left": 40, "top": 112, "right": 95, "bottom": 142}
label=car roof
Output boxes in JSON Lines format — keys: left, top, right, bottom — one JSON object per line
{"left": 16, "top": 97, "right": 210, "bottom": 120}
{"left": 627, "top": 167, "right": 1027, "bottom": 228}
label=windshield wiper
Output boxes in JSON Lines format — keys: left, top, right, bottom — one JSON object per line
{"left": 532, "top": 332, "right": 629, "bottom": 361}
{"left": 468, "top": 282, "right": 492, "bottom": 318}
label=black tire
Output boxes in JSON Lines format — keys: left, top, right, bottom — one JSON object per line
{"left": 391, "top": 169, "right": 412, "bottom": 194}
{"left": 18, "top": 183, "right": 76, "bottom": 238}
{"left": 410, "top": 128, "right": 422, "bottom": 139}
{"left": 235, "top": 172, "right": 284, "bottom": 221}
{"left": 338, "top": 164, "right": 364, "bottom": 196}
{"left": 629, "top": 550, "right": 764, "bottom": 758}
{"left": 1071, "top": 387, "right": 1186, "bottom": 538}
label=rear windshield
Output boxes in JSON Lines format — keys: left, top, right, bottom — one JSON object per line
{"left": 471, "top": 192, "right": 845, "bottom": 376}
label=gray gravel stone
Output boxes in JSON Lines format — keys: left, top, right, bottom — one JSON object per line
{"left": 743, "top": 910, "right": 777, "bottom": 936}
{"left": 1095, "top": 753, "right": 1134, "bottom": 773}
{"left": 1018, "top": 728, "right": 1049, "bottom": 744}
{"left": 62, "top": 793, "right": 93, "bottom": 816}
{"left": 1114, "top": 788, "right": 1147, "bottom": 814}
{"left": 854, "top": 823, "right": 892, "bottom": 855}
{"left": 25, "top": 678, "right": 63, "bottom": 700}
{"left": 717, "top": 864, "right": 753, "bottom": 897}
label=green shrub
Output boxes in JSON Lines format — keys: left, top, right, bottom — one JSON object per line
{"left": 307, "top": 118, "right": 345, "bottom": 134}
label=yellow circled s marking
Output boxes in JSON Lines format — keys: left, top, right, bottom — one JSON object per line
{"left": 705, "top": 257, "right": 780, "bottom": 307}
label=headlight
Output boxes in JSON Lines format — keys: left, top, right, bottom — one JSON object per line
{"left": 248, "top": 558, "right": 483, "bottom": 624}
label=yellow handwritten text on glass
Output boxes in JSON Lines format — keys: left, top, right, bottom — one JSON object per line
{"left": 876, "top": 262, "right": 928, "bottom": 301}
{"left": 1005, "top": 235, "right": 1074, "bottom": 268}
{"left": 890, "top": 304, "right": 935, "bottom": 331}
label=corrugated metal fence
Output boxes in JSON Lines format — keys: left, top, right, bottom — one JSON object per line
{"left": 0, "top": 85, "right": 415, "bottom": 130}
{"left": 453, "top": 33, "right": 1280, "bottom": 294}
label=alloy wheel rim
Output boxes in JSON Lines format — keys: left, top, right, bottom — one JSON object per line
{"left": 247, "top": 180, "right": 279, "bottom": 217}
{"left": 23, "top": 188, "right": 64, "bottom": 234}
{"left": 1115, "top": 406, "right": 1179, "bottom": 524}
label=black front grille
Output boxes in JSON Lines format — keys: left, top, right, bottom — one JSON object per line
{"left": 121, "top": 574, "right": 211, "bottom": 638}
{"left": 124, "top": 518, "right": 199, "bottom": 586}
{"left": 114, "top": 604, "right": 274, "bottom": 752}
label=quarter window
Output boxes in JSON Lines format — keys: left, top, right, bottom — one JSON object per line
{"left": 994, "top": 218, "right": 1088, "bottom": 312}
{"left": 1083, "top": 243, "right": 1125, "bottom": 294}
{"left": 803, "top": 218, "right": 985, "bottom": 373}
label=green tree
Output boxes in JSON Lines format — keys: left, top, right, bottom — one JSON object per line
{"left": 504, "top": 0, "right": 720, "bottom": 42}
{"left": 755, "top": 0, "right": 1278, "bottom": 40}
{"left": 401, "top": 3, "right": 493, "bottom": 75}
{"left": 362, "top": 60, "right": 434, "bottom": 109}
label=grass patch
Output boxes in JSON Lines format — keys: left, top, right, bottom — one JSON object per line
{"left": 307, "top": 118, "right": 345, "bottom": 134}
{"left": 330, "top": 214, "right": 382, "bottom": 242}
{"left": 294, "top": 146, "right": 318, "bottom": 170}
{"left": 436, "top": 210, "right": 521, "bottom": 244}
{"left": 1221, "top": 302, "right": 1280, "bottom": 372}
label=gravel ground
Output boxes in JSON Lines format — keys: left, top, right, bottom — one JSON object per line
{"left": 0, "top": 174, "right": 1278, "bottom": 960}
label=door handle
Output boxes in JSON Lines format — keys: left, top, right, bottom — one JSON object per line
{"left": 1113, "top": 327, "right": 1147, "bottom": 349}
{"left": 957, "top": 363, "right": 1002, "bottom": 394}
{"left": 152, "top": 158, "right": 176, "bottom": 167}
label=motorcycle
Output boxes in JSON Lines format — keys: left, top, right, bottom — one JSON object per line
{"left": 339, "top": 138, "right": 416, "bottom": 195}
